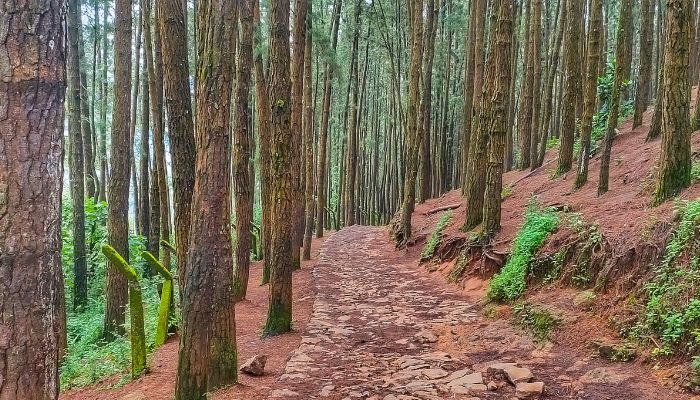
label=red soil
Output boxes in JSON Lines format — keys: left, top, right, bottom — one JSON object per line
{"left": 61, "top": 236, "right": 325, "bottom": 400}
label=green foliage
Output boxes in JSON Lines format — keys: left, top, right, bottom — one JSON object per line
{"left": 512, "top": 302, "right": 560, "bottom": 342}
{"left": 691, "top": 159, "right": 700, "bottom": 183}
{"left": 488, "top": 201, "right": 559, "bottom": 301}
{"left": 448, "top": 249, "right": 469, "bottom": 283}
{"left": 60, "top": 198, "right": 173, "bottom": 390}
{"left": 635, "top": 199, "right": 700, "bottom": 356}
{"left": 421, "top": 212, "right": 453, "bottom": 261}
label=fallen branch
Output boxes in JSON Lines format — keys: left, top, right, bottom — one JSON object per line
{"left": 508, "top": 158, "right": 555, "bottom": 187}
{"left": 423, "top": 203, "right": 461, "bottom": 216}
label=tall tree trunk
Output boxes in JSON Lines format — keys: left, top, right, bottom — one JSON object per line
{"left": 529, "top": 0, "right": 543, "bottom": 169}
{"left": 344, "top": 0, "right": 361, "bottom": 226}
{"left": 573, "top": 0, "right": 602, "bottom": 189}
{"left": 483, "top": 0, "right": 514, "bottom": 234}
{"left": 634, "top": 0, "right": 655, "bottom": 128}
{"left": 598, "top": 0, "right": 632, "bottom": 195}
{"left": 654, "top": 0, "right": 692, "bottom": 204}
{"left": 394, "top": 0, "right": 424, "bottom": 247}
{"left": 418, "top": 0, "right": 438, "bottom": 203}
{"left": 233, "top": 0, "right": 254, "bottom": 301}
{"left": 175, "top": 0, "right": 238, "bottom": 397}
{"left": 139, "top": 63, "right": 151, "bottom": 251}
{"left": 265, "top": 0, "right": 295, "bottom": 335}
{"left": 98, "top": 1, "right": 110, "bottom": 202}
{"left": 129, "top": 7, "right": 143, "bottom": 235}
{"left": 158, "top": 0, "right": 196, "bottom": 285}
{"left": 0, "top": 2, "right": 65, "bottom": 397}
{"left": 316, "top": 0, "right": 343, "bottom": 238}
{"left": 556, "top": 0, "right": 582, "bottom": 175}
{"left": 67, "top": 0, "right": 88, "bottom": 309}
{"left": 104, "top": 0, "right": 133, "bottom": 339}
{"left": 302, "top": 8, "right": 315, "bottom": 261}
{"left": 518, "top": 0, "right": 533, "bottom": 170}
{"left": 290, "top": 0, "right": 309, "bottom": 265}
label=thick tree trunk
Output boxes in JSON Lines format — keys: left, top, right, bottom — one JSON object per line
{"left": 482, "top": 0, "right": 514, "bottom": 234}
{"left": 654, "top": 0, "right": 692, "bottom": 204}
{"left": 175, "top": 0, "right": 238, "bottom": 397}
{"left": 0, "top": 1, "right": 65, "bottom": 397}
{"left": 265, "top": 0, "right": 295, "bottom": 335}
{"left": 104, "top": 0, "right": 133, "bottom": 339}
{"left": 233, "top": 0, "right": 254, "bottom": 301}
{"left": 158, "top": 0, "right": 196, "bottom": 285}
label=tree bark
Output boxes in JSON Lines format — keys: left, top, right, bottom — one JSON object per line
{"left": 265, "top": 0, "right": 295, "bottom": 335}
{"left": 302, "top": 7, "right": 315, "bottom": 261}
{"left": 175, "top": 0, "right": 238, "bottom": 397}
{"left": 104, "top": 0, "right": 133, "bottom": 339}
{"left": 654, "top": 0, "right": 692, "bottom": 204}
{"left": 233, "top": 0, "right": 254, "bottom": 301}
{"left": 634, "top": 0, "right": 655, "bottom": 128}
{"left": 0, "top": 1, "right": 65, "bottom": 397}
{"left": 158, "top": 0, "right": 196, "bottom": 285}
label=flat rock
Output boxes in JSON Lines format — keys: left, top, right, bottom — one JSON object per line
{"left": 443, "top": 368, "right": 472, "bottom": 382}
{"left": 422, "top": 368, "right": 449, "bottom": 379}
{"left": 503, "top": 366, "right": 534, "bottom": 384}
{"left": 240, "top": 354, "right": 267, "bottom": 376}
{"left": 270, "top": 389, "right": 299, "bottom": 398}
{"left": 448, "top": 372, "right": 483, "bottom": 387}
{"left": 415, "top": 330, "right": 438, "bottom": 343}
{"left": 450, "top": 383, "right": 487, "bottom": 395}
{"left": 515, "top": 382, "right": 544, "bottom": 399}
{"left": 578, "top": 367, "right": 627, "bottom": 384}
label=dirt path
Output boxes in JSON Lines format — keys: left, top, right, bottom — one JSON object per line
{"left": 269, "top": 226, "right": 692, "bottom": 400}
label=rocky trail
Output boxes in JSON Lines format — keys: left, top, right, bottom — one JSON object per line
{"left": 267, "top": 226, "right": 691, "bottom": 400}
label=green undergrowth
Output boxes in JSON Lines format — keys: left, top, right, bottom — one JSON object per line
{"left": 513, "top": 302, "right": 560, "bottom": 342}
{"left": 421, "top": 212, "right": 453, "bottom": 261}
{"left": 60, "top": 198, "right": 179, "bottom": 390}
{"left": 488, "top": 200, "right": 559, "bottom": 301}
{"left": 632, "top": 198, "right": 700, "bottom": 359}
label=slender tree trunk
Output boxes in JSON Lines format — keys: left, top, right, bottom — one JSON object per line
{"left": 233, "top": 0, "right": 254, "bottom": 301}
{"left": 344, "top": 0, "right": 361, "bottom": 226}
{"left": 574, "top": 0, "right": 602, "bottom": 189}
{"left": 67, "top": 0, "right": 88, "bottom": 310}
{"left": 483, "top": 0, "right": 514, "bottom": 234}
{"left": 654, "top": 0, "right": 692, "bottom": 204}
{"left": 556, "top": 0, "right": 582, "bottom": 175}
{"left": 518, "top": 0, "right": 533, "bottom": 170}
{"left": 418, "top": 0, "right": 438, "bottom": 203}
{"left": 265, "top": 0, "right": 295, "bottom": 335}
{"left": 98, "top": 1, "right": 109, "bottom": 202}
{"left": 302, "top": 7, "right": 315, "bottom": 261}
{"left": 158, "top": 0, "right": 196, "bottom": 284}
{"left": 175, "top": 0, "right": 238, "bottom": 397}
{"left": 529, "top": 0, "right": 543, "bottom": 168}
{"left": 0, "top": 1, "right": 65, "bottom": 397}
{"left": 139, "top": 65, "right": 151, "bottom": 251}
{"left": 129, "top": 8, "right": 143, "bottom": 235}
{"left": 634, "top": 0, "right": 655, "bottom": 128}
{"left": 316, "top": 0, "right": 342, "bottom": 238}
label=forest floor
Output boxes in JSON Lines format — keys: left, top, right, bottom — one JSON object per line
{"left": 61, "top": 106, "right": 700, "bottom": 399}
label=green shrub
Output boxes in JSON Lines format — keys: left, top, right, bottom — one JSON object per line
{"left": 488, "top": 201, "right": 559, "bottom": 301}
{"left": 513, "top": 302, "right": 560, "bottom": 342}
{"left": 421, "top": 212, "right": 453, "bottom": 261}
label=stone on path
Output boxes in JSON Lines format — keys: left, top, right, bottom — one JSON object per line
{"left": 515, "top": 381, "right": 545, "bottom": 399}
{"left": 447, "top": 372, "right": 483, "bottom": 387}
{"left": 270, "top": 388, "right": 299, "bottom": 397}
{"left": 240, "top": 354, "right": 267, "bottom": 376}
{"left": 503, "top": 366, "right": 534, "bottom": 384}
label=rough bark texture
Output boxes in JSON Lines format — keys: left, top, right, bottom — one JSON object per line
{"left": 528, "top": 0, "right": 542, "bottom": 169}
{"left": 138, "top": 37, "right": 151, "bottom": 250}
{"left": 265, "top": 0, "right": 295, "bottom": 335}
{"left": 233, "top": 0, "right": 254, "bottom": 301}
{"left": 158, "top": 0, "right": 196, "bottom": 285}
{"left": 634, "top": 0, "right": 655, "bottom": 128}
{"left": 175, "top": 0, "right": 238, "bottom": 397}
{"left": 344, "top": 0, "right": 361, "bottom": 226}
{"left": 0, "top": 1, "right": 65, "bottom": 398}
{"left": 598, "top": 0, "right": 632, "bottom": 196}
{"left": 654, "top": 0, "right": 692, "bottom": 204}
{"left": 556, "top": 0, "right": 582, "bottom": 175}
{"left": 573, "top": 0, "right": 602, "bottom": 189}
{"left": 482, "top": 0, "right": 514, "bottom": 234}
{"left": 518, "top": 0, "right": 533, "bottom": 170}
{"left": 104, "top": 0, "right": 133, "bottom": 339}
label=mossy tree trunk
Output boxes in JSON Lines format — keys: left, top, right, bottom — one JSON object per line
{"left": 654, "top": 0, "right": 692, "bottom": 204}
